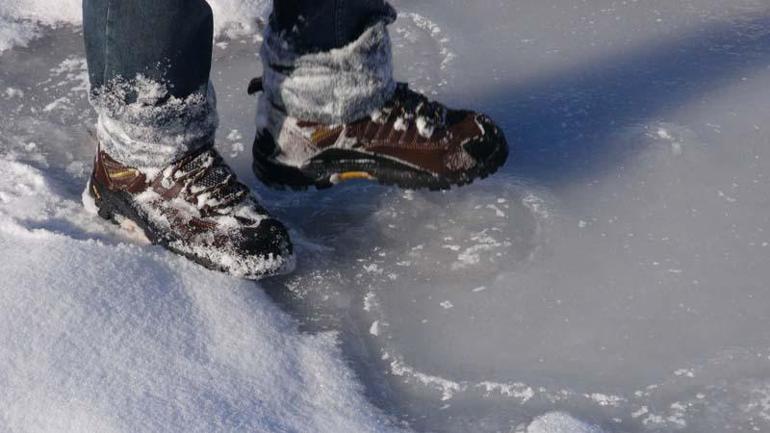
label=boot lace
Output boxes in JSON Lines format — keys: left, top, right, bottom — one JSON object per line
{"left": 387, "top": 83, "right": 446, "bottom": 135}
{"left": 171, "top": 148, "right": 249, "bottom": 215}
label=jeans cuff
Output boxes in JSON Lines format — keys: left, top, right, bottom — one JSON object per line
{"left": 90, "top": 76, "right": 218, "bottom": 172}
{"left": 261, "top": 21, "right": 396, "bottom": 124}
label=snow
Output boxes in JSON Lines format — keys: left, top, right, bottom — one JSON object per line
{"left": 415, "top": 116, "right": 434, "bottom": 138}
{"left": 0, "top": 158, "right": 407, "bottom": 433}
{"left": 0, "top": 0, "right": 270, "bottom": 52}
{"left": 523, "top": 413, "right": 604, "bottom": 433}
{"left": 393, "top": 116, "right": 408, "bottom": 131}
{"left": 93, "top": 76, "right": 218, "bottom": 172}
{"left": 2, "top": 0, "right": 770, "bottom": 432}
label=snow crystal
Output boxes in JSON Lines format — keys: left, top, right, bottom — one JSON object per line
{"left": 4, "top": 87, "right": 24, "bottom": 98}
{"left": 477, "top": 381, "right": 535, "bottom": 403}
{"left": 631, "top": 406, "right": 649, "bottom": 418}
{"left": 226, "top": 128, "right": 243, "bottom": 141}
{"left": 586, "top": 393, "right": 626, "bottom": 407}
{"left": 370, "top": 320, "right": 381, "bottom": 336}
{"left": 388, "top": 355, "right": 464, "bottom": 401}
{"left": 370, "top": 108, "right": 385, "bottom": 123}
{"left": 673, "top": 368, "right": 696, "bottom": 378}
{"left": 524, "top": 412, "right": 605, "bottom": 433}
{"left": 415, "top": 116, "right": 434, "bottom": 138}
{"left": 393, "top": 116, "right": 408, "bottom": 131}
{"left": 42, "top": 96, "right": 69, "bottom": 112}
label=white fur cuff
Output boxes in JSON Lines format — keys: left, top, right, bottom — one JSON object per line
{"left": 91, "top": 77, "right": 218, "bottom": 172}
{"left": 260, "top": 22, "right": 396, "bottom": 124}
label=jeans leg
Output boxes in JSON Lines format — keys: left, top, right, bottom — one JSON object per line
{"left": 271, "top": 0, "right": 396, "bottom": 53}
{"left": 84, "top": 0, "right": 213, "bottom": 100}
{"left": 261, "top": 0, "right": 397, "bottom": 124}
{"left": 83, "top": 0, "right": 217, "bottom": 170}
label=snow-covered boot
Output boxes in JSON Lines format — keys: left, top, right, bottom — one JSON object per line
{"left": 84, "top": 142, "right": 294, "bottom": 279}
{"left": 249, "top": 79, "right": 509, "bottom": 190}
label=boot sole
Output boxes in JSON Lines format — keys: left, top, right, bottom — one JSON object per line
{"left": 252, "top": 136, "right": 509, "bottom": 192}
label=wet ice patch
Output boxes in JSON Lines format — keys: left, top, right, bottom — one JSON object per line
{"left": 621, "top": 121, "right": 703, "bottom": 159}
{"left": 391, "top": 12, "right": 456, "bottom": 94}
{"left": 0, "top": 17, "right": 39, "bottom": 51}
{"left": 267, "top": 179, "right": 558, "bottom": 417}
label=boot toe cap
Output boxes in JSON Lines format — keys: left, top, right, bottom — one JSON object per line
{"left": 462, "top": 114, "right": 509, "bottom": 166}
{"left": 239, "top": 218, "right": 294, "bottom": 278}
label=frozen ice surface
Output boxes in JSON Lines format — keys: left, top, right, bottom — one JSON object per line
{"left": 2, "top": 0, "right": 770, "bottom": 432}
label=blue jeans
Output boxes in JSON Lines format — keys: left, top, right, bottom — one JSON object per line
{"left": 84, "top": 0, "right": 396, "bottom": 168}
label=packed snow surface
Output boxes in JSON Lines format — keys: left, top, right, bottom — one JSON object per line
{"left": 0, "top": 0, "right": 269, "bottom": 51}
{"left": 2, "top": 0, "right": 770, "bottom": 432}
{"left": 0, "top": 165, "right": 404, "bottom": 432}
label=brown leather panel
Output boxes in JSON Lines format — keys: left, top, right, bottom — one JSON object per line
{"left": 448, "top": 115, "right": 483, "bottom": 141}
{"left": 151, "top": 177, "right": 186, "bottom": 201}
{"left": 97, "top": 151, "right": 147, "bottom": 194}
{"left": 311, "top": 126, "right": 343, "bottom": 149}
{"left": 365, "top": 145, "right": 452, "bottom": 175}
{"left": 376, "top": 115, "right": 398, "bottom": 143}
{"left": 400, "top": 125, "right": 418, "bottom": 148}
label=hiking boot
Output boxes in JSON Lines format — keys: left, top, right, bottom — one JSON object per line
{"left": 249, "top": 78, "right": 509, "bottom": 190}
{"left": 83, "top": 142, "right": 294, "bottom": 279}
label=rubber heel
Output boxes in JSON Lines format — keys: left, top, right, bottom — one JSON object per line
{"left": 88, "top": 179, "right": 116, "bottom": 222}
